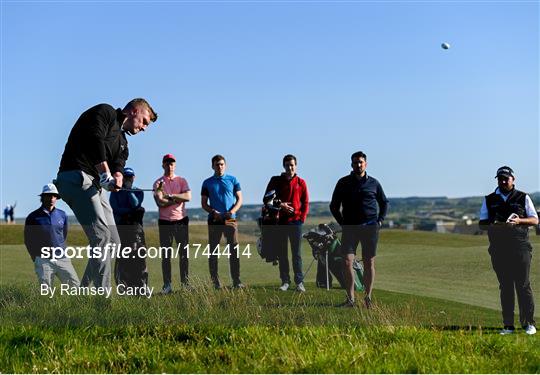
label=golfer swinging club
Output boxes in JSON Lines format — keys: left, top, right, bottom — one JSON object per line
{"left": 55, "top": 99, "right": 158, "bottom": 288}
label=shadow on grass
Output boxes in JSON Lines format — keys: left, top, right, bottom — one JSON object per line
{"left": 429, "top": 325, "right": 503, "bottom": 332}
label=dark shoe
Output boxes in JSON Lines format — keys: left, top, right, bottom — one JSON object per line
{"left": 337, "top": 298, "right": 356, "bottom": 308}
{"left": 211, "top": 276, "right": 222, "bottom": 290}
{"left": 233, "top": 282, "right": 246, "bottom": 289}
{"left": 364, "top": 295, "right": 373, "bottom": 309}
{"left": 117, "top": 283, "right": 126, "bottom": 294}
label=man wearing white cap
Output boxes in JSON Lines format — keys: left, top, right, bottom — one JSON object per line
{"left": 24, "top": 184, "right": 80, "bottom": 288}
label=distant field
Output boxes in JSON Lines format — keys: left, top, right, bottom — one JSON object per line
{"left": 2, "top": 224, "right": 538, "bottom": 312}
{"left": 1, "top": 225, "right": 539, "bottom": 373}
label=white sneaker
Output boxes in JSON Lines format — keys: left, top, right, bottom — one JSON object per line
{"left": 499, "top": 327, "right": 515, "bottom": 335}
{"left": 524, "top": 325, "right": 536, "bottom": 335}
{"left": 296, "top": 282, "right": 306, "bottom": 293}
{"left": 161, "top": 284, "right": 172, "bottom": 295}
{"left": 279, "top": 283, "right": 289, "bottom": 291}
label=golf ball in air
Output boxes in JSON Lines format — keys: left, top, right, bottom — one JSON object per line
{"left": 441, "top": 42, "right": 450, "bottom": 50}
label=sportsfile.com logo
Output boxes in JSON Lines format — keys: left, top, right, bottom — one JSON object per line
{"left": 40, "top": 243, "right": 252, "bottom": 261}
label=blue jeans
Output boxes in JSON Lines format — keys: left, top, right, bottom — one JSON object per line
{"left": 277, "top": 221, "right": 303, "bottom": 284}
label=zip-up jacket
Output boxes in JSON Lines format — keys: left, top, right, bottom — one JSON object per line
{"left": 330, "top": 173, "right": 388, "bottom": 225}
{"left": 264, "top": 174, "right": 309, "bottom": 223}
{"left": 59, "top": 104, "right": 128, "bottom": 185}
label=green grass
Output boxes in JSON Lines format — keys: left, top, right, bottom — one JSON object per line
{"left": 1, "top": 283, "right": 539, "bottom": 373}
{"left": 1, "top": 225, "right": 539, "bottom": 372}
{"left": 2, "top": 324, "right": 539, "bottom": 373}
{"left": 2, "top": 225, "right": 538, "bottom": 312}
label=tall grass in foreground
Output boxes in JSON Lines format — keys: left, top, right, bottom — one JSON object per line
{"left": 1, "top": 283, "right": 539, "bottom": 373}
{"left": 0, "top": 280, "right": 503, "bottom": 328}
{"left": 1, "top": 324, "right": 539, "bottom": 373}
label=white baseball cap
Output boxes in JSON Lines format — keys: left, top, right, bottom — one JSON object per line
{"left": 39, "top": 183, "right": 60, "bottom": 197}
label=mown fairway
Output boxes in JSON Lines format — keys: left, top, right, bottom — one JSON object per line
{"left": 1, "top": 224, "right": 539, "bottom": 373}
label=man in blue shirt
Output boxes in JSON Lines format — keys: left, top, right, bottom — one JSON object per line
{"left": 24, "top": 183, "right": 80, "bottom": 288}
{"left": 109, "top": 167, "right": 148, "bottom": 291}
{"left": 201, "top": 155, "right": 244, "bottom": 289}
{"left": 330, "top": 151, "right": 388, "bottom": 308}
{"left": 110, "top": 167, "right": 144, "bottom": 224}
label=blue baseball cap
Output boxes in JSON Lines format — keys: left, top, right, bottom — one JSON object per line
{"left": 123, "top": 167, "right": 135, "bottom": 177}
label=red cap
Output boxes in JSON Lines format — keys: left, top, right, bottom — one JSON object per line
{"left": 162, "top": 153, "right": 176, "bottom": 163}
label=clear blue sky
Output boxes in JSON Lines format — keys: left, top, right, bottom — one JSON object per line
{"left": 1, "top": 1, "right": 538, "bottom": 218}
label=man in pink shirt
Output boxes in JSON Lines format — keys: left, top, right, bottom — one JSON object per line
{"left": 153, "top": 153, "right": 191, "bottom": 294}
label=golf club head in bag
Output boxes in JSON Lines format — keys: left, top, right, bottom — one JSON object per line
{"left": 257, "top": 191, "right": 282, "bottom": 263}
{"left": 261, "top": 190, "right": 282, "bottom": 223}
{"left": 304, "top": 222, "right": 364, "bottom": 291}
{"left": 303, "top": 223, "right": 342, "bottom": 258}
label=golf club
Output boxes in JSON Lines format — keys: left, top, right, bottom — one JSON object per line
{"left": 120, "top": 187, "right": 156, "bottom": 192}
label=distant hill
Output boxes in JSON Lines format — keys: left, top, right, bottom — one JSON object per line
{"left": 59, "top": 192, "right": 540, "bottom": 233}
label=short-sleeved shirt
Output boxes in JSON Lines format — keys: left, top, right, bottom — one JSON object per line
{"left": 201, "top": 174, "right": 241, "bottom": 219}
{"left": 24, "top": 207, "right": 68, "bottom": 260}
{"left": 153, "top": 175, "right": 190, "bottom": 221}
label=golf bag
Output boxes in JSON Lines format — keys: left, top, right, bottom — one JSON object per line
{"left": 115, "top": 206, "right": 149, "bottom": 289}
{"left": 256, "top": 190, "right": 282, "bottom": 263}
{"left": 303, "top": 223, "right": 364, "bottom": 291}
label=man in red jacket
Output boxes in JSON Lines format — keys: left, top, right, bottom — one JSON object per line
{"left": 264, "top": 154, "right": 309, "bottom": 292}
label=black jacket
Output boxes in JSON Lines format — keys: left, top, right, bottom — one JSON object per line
{"left": 59, "top": 104, "right": 128, "bottom": 184}
{"left": 330, "top": 173, "right": 388, "bottom": 225}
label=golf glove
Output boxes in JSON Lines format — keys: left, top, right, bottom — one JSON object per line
{"left": 99, "top": 172, "right": 116, "bottom": 191}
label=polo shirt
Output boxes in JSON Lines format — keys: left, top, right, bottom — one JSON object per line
{"left": 24, "top": 207, "right": 68, "bottom": 260}
{"left": 154, "top": 175, "right": 190, "bottom": 221}
{"left": 201, "top": 174, "right": 241, "bottom": 219}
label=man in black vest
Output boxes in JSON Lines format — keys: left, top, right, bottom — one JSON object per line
{"left": 479, "top": 166, "right": 538, "bottom": 335}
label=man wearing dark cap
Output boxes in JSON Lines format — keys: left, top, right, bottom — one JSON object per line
{"left": 24, "top": 183, "right": 80, "bottom": 288}
{"left": 55, "top": 99, "right": 158, "bottom": 289}
{"left": 153, "top": 154, "right": 191, "bottom": 294}
{"left": 479, "top": 166, "right": 538, "bottom": 335}
{"left": 110, "top": 167, "right": 148, "bottom": 292}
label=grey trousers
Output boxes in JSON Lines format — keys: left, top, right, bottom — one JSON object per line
{"left": 56, "top": 170, "right": 120, "bottom": 288}
{"left": 35, "top": 257, "right": 80, "bottom": 288}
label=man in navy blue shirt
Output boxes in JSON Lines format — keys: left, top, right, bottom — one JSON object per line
{"left": 24, "top": 183, "right": 80, "bottom": 288}
{"left": 201, "top": 155, "right": 244, "bottom": 289}
{"left": 330, "top": 151, "right": 388, "bottom": 308}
